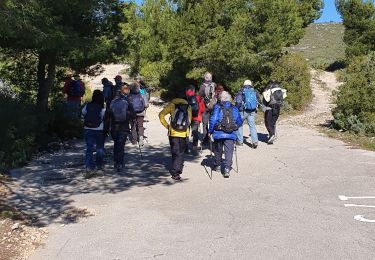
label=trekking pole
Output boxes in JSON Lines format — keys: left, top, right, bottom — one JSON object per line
{"left": 209, "top": 135, "right": 213, "bottom": 180}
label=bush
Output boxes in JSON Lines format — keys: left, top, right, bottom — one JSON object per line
{"left": 271, "top": 54, "right": 312, "bottom": 110}
{"left": 333, "top": 52, "right": 375, "bottom": 136}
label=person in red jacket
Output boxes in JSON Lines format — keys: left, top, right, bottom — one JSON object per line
{"left": 186, "top": 85, "right": 205, "bottom": 155}
{"left": 63, "top": 74, "right": 85, "bottom": 118}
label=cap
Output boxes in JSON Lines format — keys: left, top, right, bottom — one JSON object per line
{"left": 244, "top": 80, "right": 252, "bottom": 86}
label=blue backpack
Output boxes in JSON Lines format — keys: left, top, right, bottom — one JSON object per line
{"left": 243, "top": 87, "right": 257, "bottom": 111}
{"left": 84, "top": 103, "right": 102, "bottom": 128}
{"left": 129, "top": 93, "right": 145, "bottom": 114}
{"left": 111, "top": 97, "right": 128, "bottom": 123}
{"left": 69, "top": 80, "right": 84, "bottom": 97}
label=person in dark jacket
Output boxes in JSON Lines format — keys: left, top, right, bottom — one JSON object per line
{"left": 128, "top": 82, "right": 146, "bottom": 146}
{"left": 209, "top": 91, "right": 243, "bottom": 178}
{"left": 110, "top": 84, "right": 130, "bottom": 172}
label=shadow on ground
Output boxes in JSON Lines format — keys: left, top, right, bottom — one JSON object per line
{"left": 7, "top": 141, "right": 200, "bottom": 227}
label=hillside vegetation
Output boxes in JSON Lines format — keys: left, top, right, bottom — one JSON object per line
{"left": 289, "top": 23, "right": 346, "bottom": 69}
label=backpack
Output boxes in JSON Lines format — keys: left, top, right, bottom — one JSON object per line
{"left": 171, "top": 104, "right": 190, "bottom": 131}
{"left": 84, "top": 103, "right": 102, "bottom": 128}
{"left": 270, "top": 88, "right": 284, "bottom": 105}
{"left": 69, "top": 80, "right": 84, "bottom": 97}
{"left": 187, "top": 96, "right": 199, "bottom": 117}
{"left": 129, "top": 93, "right": 145, "bottom": 114}
{"left": 203, "top": 82, "right": 215, "bottom": 105}
{"left": 243, "top": 88, "right": 257, "bottom": 111}
{"left": 111, "top": 97, "right": 128, "bottom": 123}
{"left": 215, "top": 104, "right": 238, "bottom": 133}
{"left": 103, "top": 82, "right": 114, "bottom": 100}
{"left": 140, "top": 88, "right": 150, "bottom": 108}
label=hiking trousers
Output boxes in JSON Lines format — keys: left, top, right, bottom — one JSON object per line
{"left": 202, "top": 111, "right": 210, "bottom": 141}
{"left": 237, "top": 110, "right": 258, "bottom": 144}
{"left": 111, "top": 127, "right": 128, "bottom": 167}
{"left": 84, "top": 129, "right": 105, "bottom": 170}
{"left": 169, "top": 136, "right": 187, "bottom": 176}
{"left": 131, "top": 116, "right": 145, "bottom": 142}
{"left": 213, "top": 139, "right": 235, "bottom": 170}
{"left": 191, "top": 120, "right": 200, "bottom": 147}
{"left": 265, "top": 104, "right": 280, "bottom": 137}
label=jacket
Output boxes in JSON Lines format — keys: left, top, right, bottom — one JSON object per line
{"left": 159, "top": 98, "right": 192, "bottom": 138}
{"left": 63, "top": 79, "right": 85, "bottom": 102}
{"left": 191, "top": 95, "right": 205, "bottom": 122}
{"left": 209, "top": 101, "right": 243, "bottom": 140}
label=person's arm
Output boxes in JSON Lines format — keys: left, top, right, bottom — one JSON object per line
{"left": 159, "top": 103, "right": 173, "bottom": 129}
{"left": 82, "top": 104, "right": 87, "bottom": 116}
{"left": 198, "top": 84, "right": 205, "bottom": 97}
{"left": 263, "top": 89, "right": 271, "bottom": 103}
{"left": 234, "top": 107, "right": 243, "bottom": 127}
{"left": 198, "top": 97, "right": 205, "bottom": 114}
{"left": 63, "top": 81, "right": 69, "bottom": 94}
{"left": 208, "top": 105, "right": 219, "bottom": 134}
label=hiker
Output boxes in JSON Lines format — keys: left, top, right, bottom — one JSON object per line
{"left": 82, "top": 90, "right": 106, "bottom": 178}
{"left": 185, "top": 85, "right": 205, "bottom": 155}
{"left": 63, "top": 74, "right": 85, "bottom": 117}
{"left": 102, "top": 77, "right": 114, "bottom": 109}
{"left": 199, "top": 72, "right": 217, "bottom": 144}
{"left": 110, "top": 84, "right": 131, "bottom": 172}
{"left": 209, "top": 91, "right": 243, "bottom": 178}
{"left": 235, "top": 80, "right": 259, "bottom": 148}
{"left": 113, "top": 75, "right": 124, "bottom": 98}
{"left": 128, "top": 82, "right": 146, "bottom": 146}
{"left": 262, "top": 81, "right": 287, "bottom": 144}
{"left": 207, "top": 83, "right": 224, "bottom": 111}
{"left": 159, "top": 92, "right": 192, "bottom": 180}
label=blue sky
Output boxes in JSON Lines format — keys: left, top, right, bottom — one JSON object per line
{"left": 132, "top": 0, "right": 343, "bottom": 23}
{"left": 316, "top": 0, "right": 342, "bottom": 23}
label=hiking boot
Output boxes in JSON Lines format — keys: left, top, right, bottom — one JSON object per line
{"left": 131, "top": 139, "right": 137, "bottom": 145}
{"left": 84, "top": 168, "right": 94, "bottom": 179}
{"left": 139, "top": 136, "right": 144, "bottom": 147}
{"left": 223, "top": 168, "right": 230, "bottom": 178}
{"left": 96, "top": 167, "right": 105, "bottom": 176}
{"left": 192, "top": 146, "right": 199, "bottom": 156}
{"left": 213, "top": 165, "right": 221, "bottom": 172}
{"left": 171, "top": 174, "right": 181, "bottom": 181}
{"left": 252, "top": 143, "right": 258, "bottom": 149}
{"left": 268, "top": 135, "right": 275, "bottom": 145}
{"left": 116, "top": 164, "right": 123, "bottom": 173}
{"left": 236, "top": 141, "right": 243, "bottom": 146}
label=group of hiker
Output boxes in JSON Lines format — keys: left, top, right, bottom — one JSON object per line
{"left": 158, "top": 72, "right": 286, "bottom": 180}
{"left": 63, "top": 72, "right": 286, "bottom": 180}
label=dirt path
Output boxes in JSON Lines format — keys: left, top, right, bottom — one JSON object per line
{"left": 283, "top": 69, "right": 341, "bottom": 128}
{"left": 6, "top": 66, "right": 375, "bottom": 260}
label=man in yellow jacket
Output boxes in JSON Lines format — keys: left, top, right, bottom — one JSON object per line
{"left": 159, "top": 94, "right": 192, "bottom": 180}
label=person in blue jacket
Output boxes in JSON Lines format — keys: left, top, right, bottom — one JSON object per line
{"left": 209, "top": 91, "right": 243, "bottom": 178}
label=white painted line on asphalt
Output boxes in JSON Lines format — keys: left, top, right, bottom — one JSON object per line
{"left": 339, "top": 195, "right": 375, "bottom": 201}
{"left": 344, "top": 204, "right": 375, "bottom": 208}
{"left": 354, "top": 215, "right": 375, "bottom": 223}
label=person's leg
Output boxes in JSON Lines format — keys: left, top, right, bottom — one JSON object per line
{"left": 169, "top": 137, "right": 179, "bottom": 176}
{"left": 268, "top": 105, "right": 280, "bottom": 143}
{"left": 118, "top": 131, "right": 127, "bottom": 167}
{"left": 84, "top": 130, "right": 95, "bottom": 170}
{"left": 213, "top": 139, "right": 223, "bottom": 167}
{"left": 137, "top": 116, "right": 145, "bottom": 137}
{"left": 264, "top": 110, "right": 273, "bottom": 136}
{"left": 95, "top": 131, "right": 105, "bottom": 169}
{"left": 202, "top": 112, "right": 210, "bottom": 143}
{"left": 177, "top": 137, "right": 186, "bottom": 174}
{"left": 236, "top": 111, "right": 245, "bottom": 145}
{"left": 130, "top": 118, "right": 137, "bottom": 144}
{"left": 223, "top": 139, "right": 234, "bottom": 170}
{"left": 191, "top": 121, "right": 199, "bottom": 148}
{"left": 248, "top": 111, "right": 258, "bottom": 145}
{"left": 112, "top": 130, "right": 120, "bottom": 166}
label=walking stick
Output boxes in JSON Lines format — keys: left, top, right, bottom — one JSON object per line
{"left": 209, "top": 135, "right": 213, "bottom": 180}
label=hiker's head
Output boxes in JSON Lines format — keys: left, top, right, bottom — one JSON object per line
{"left": 220, "top": 91, "right": 232, "bottom": 103}
{"left": 92, "top": 90, "right": 104, "bottom": 107}
{"left": 243, "top": 80, "right": 253, "bottom": 87}
{"left": 101, "top": 78, "right": 109, "bottom": 85}
{"left": 203, "top": 72, "right": 212, "bottom": 82}
{"left": 65, "top": 74, "right": 72, "bottom": 81}
{"left": 114, "top": 75, "right": 122, "bottom": 84}
{"left": 73, "top": 74, "right": 81, "bottom": 80}
{"left": 185, "top": 85, "right": 196, "bottom": 97}
{"left": 120, "top": 83, "right": 130, "bottom": 95}
{"left": 130, "top": 82, "right": 140, "bottom": 94}
{"left": 215, "top": 84, "right": 224, "bottom": 97}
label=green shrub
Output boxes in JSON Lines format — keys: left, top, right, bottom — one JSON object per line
{"left": 310, "top": 57, "right": 330, "bottom": 70}
{"left": 333, "top": 52, "right": 375, "bottom": 136}
{"left": 271, "top": 54, "right": 312, "bottom": 110}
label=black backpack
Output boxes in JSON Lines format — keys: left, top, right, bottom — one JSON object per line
{"left": 187, "top": 96, "right": 199, "bottom": 117}
{"left": 215, "top": 104, "right": 238, "bottom": 133}
{"left": 69, "top": 80, "right": 84, "bottom": 97}
{"left": 171, "top": 104, "right": 190, "bottom": 131}
{"left": 84, "top": 103, "right": 102, "bottom": 128}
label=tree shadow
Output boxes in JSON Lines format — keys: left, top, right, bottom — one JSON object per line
{"left": 7, "top": 141, "right": 200, "bottom": 227}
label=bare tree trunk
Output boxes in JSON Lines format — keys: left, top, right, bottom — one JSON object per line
{"left": 37, "top": 51, "right": 56, "bottom": 111}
